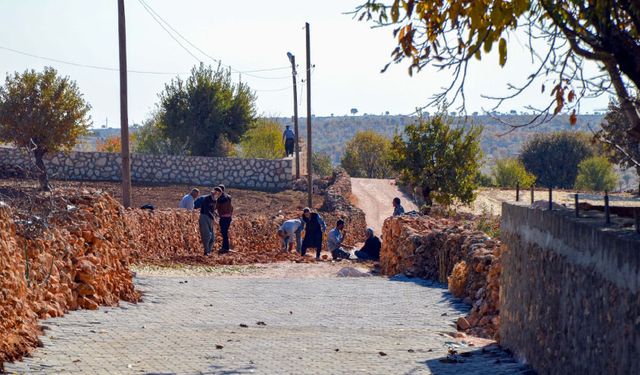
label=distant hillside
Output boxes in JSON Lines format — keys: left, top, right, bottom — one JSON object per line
{"left": 271, "top": 114, "right": 605, "bottom": 167}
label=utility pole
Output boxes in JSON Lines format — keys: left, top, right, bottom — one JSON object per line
{"left": 118, "top": 0, "right": 132, "bottom": 208}
{"left": 287, "top": 52, "right": 300, "bottom": 179}
{"left": 305, "top": 22, "right": 312, "bottom": 208}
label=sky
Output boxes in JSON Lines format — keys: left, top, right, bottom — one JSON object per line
{"left": 0, "top": 0, "right": 611, "bottom": 128}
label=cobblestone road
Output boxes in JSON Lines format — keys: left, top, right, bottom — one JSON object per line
{"left": 6, "top": 273, "right": 530, "bottom": 374}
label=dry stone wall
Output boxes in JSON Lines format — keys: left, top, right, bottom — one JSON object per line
{"left": 500, "top": 203, "right": 640, "bottom": 375}
{"left": 0, "top": 147, "right": 293, "bottom": 191}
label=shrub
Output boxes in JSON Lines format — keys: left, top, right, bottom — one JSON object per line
{"left": 492, "top": 158, "right": 536, "bottom": 188}
{"left": 574, "top": 156, "right": 618, "bottom": 192}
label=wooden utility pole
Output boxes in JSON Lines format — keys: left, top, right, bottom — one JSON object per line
{"left": 305, "top": 22, "right": 312, "bottom": 208}
{"left": 287, "top": 52, "right": 300, "bottom": 179}
{"left": 118, "top": 0, "right": 132, "bottom": 208}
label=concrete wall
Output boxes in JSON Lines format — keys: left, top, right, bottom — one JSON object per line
{"left": 500, "top": 203, "right": 640, "bottom": 375}
{"left": 0, "top": 147, "right": 293, "bottom": 191}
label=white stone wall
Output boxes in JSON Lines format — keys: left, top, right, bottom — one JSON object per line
{"left": 0, "top": 148, "right": 293, "bottom": 191}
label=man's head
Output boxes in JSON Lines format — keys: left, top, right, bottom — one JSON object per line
{"left": 393, "top": 197, "right": 401, "bottom": 207}
{"left": 286, "top": 125, "right": 290, "bottom": 129}
{"left": 190, "top": 188, "right": 200, "bottom": 198}
{"left": 365, "top": 228, "right": 374, "bottom": 239}
{"left": 277, "top": 229, "right": 286, "bottom": 238}
{"left": 213, "top": 187, "right": 222, "bottom": 198}
{"left": 336, "top": 219, "right": 345, "bottom": 230}
{"left": 218, "top": 184, "right": 225, "bottom": 192}
{"left": 303, "top": 207, "right": 311, "bottom": 219}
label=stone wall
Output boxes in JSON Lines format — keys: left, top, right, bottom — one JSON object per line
{"left": 500, "top": 203, "right": 640, "bottom": 375}
{"left": 0, "top": 147, "right": 293, "bottom": 191}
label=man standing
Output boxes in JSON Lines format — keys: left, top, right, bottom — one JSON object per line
{"left": 283, "top": 125, "right": 295, "bottom": 157}
{"left": 392, "top": 197, "right": 405, "bottom": 216}
{"left": 199, "top": 189, "right": 216, "bottom": 256}
{"left": 300, "top": 207, "right": 326, "bottom": 260}
{"left": 277, "top": 218, "right": 303, "bottom": 253}
{"left": 215, "top": 186, "right": 233, "bottom": 254}
{"left": 327, "top": 219, "right": 351, "bottom": 260}
{"left": 355, "top": 228, "right": 382, "bottom": 261}
{"left": 179, "top": 188, "right": 200, "bottom": 210}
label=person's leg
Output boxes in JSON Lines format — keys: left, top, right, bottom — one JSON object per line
{"left": 355, "top": 250, "right": 371, "bottom": 260}
{"left": 295, "top": 227, "right": 303, "bottom": 254}
{"left": 332, "top": 248, "right": 350, "bottom": 260}
{"left": 199, "top": 215, "right": 212, "bottom": 255}
{"left": 220, "top": 217, "right": 231, "bottom": 251}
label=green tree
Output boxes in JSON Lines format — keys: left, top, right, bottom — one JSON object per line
{"left": 492, "top": 158, "right": 536, "bottom": 188}
{"left": 237, "top": 120, "right": 285, "bottom": 159}
{"left": 340, "top": 130, "right": 393, "bottom": 178}
{"left": 389, "top": 113, "right": 482, "bottom": 206}
{"left": 595, "top": 99, "right": 640, "bottom": 194}
{"left": 0, "top": 67, "right": 91, "bottom": 190}
{"left": 312, "top": 152, "right": 333, "bottom": 177}
{"left": 152, "top": 63, "right": 256, "bottom": 157}
{"left": 356, "top": 0, "right": 640, "bottom": 141}
{"left": 520, "top": 132, "right": 594, "bottom": 189}
{"left": 574, "top": 156, "right": 618, "bottom": 192}
{"left": 474, "top": 171, "right": 494, "bottom": 187}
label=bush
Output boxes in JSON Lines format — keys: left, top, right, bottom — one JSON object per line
{"left": 312, "top": 152, "right": 333, "bottom": 177}
{"left": 520, "top": 132, "right": 594, "bottom": 188}
{"left": 574, "top": 156, "right": 618, "bottom": 192}
{"left": 492, "top": 158, "right": 536, "bottom": 188}
{"left": 341, "top": 130, "right": 393, "bottom": 178}
{"left": 237, "top": 120, "right": 285, "bottom": 159}
{"left": 475, "top": 171, "right": 494, "bottom": 187}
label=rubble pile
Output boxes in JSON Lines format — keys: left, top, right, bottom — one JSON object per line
{"left": 381, "top": 215, "right": 502, "bottom": 339}
{"left": 0, "top": 190, "right": 139, "bottom": 366}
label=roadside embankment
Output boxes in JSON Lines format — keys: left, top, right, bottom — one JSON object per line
{"left": 381, "top": 215, "right": 501, "bottom": 338}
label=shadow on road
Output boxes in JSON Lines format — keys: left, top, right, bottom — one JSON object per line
{"left": 387, "top": 275, "right": 470, "bottom": 315}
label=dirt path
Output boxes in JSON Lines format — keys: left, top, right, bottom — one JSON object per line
{"left": 351, "top": 178, "right": 418, "bottom": 234}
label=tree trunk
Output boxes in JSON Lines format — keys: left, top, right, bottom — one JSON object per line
{"left": 421, "top": 185, "right": 433, "bottom": 207}
{"left": 33, "top": 149, "right": 51, "bottom": 191}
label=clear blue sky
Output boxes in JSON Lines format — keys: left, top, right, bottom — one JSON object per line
{"left": 0, "top": 0, "right": 610, "bottom": 128}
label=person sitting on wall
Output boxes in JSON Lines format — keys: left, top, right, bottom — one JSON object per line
{"left": 300, "top": 207, "right": 326, "bottom": 260}
{"left": 179, "top": 188, "right": 200, "bottom": 210}
{"left": 327, "top": 219, "right": 352, "bottom": 260}
{"left": 277, "top": 218, "right": 304, "bottom": 253}
{"left": 355, "top": 228, "right": 381, "bottom": 261}
{"left": 392, "top": 197, "right": 405, "bottom": 216}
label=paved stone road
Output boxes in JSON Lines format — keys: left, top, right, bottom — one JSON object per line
{"left": 5, "top": 274, "right": 530, "bottom": 374}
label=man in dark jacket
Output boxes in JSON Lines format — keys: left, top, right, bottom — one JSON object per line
{"left": 300, "top": 207, "right": 326, "bottom": 260}
{"left": 214, "top": 186, "right": 233, "bottom": 254}
{"left": 355, "top": 228, "right": 382, "bottom": 261}
{"left": 199, "top": 189, "right": 217, "bottom": 256}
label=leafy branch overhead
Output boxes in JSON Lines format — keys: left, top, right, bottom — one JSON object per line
{"left": 355, "top": 0, "right": 640, "bottom": 140}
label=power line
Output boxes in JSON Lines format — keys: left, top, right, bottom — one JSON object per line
{"left": 137, "top": 0, "right": 291, "bottom": 80}
{"left": 0, "top": 45, "right": 185, "bottom": 75}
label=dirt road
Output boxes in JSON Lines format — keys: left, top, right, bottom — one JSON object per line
{"left": 351, "top": 178, "right": 418, "bottom": 234}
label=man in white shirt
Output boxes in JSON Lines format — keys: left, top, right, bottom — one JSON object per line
{"left": 277, "top": 218, "right": 303, "bottom": 253}
{"left": 327, "top": 219, "right": 351, "bottom": 260}
{"left": 179, "top": 188, "right": 200, "bottom": 210}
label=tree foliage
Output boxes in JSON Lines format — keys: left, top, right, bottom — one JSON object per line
{"left": 0, "top": 67, "right": 91, "bottom": 190}
{"left": 492, "top": 158, "right": 536, "bottom": 188}
{"left": 389, "top": 113, "right": 482, "bottom": 206}
{"left": 356, "top": 0, "right": 640, "bottom": 141}
{"left": 519, "top": 131, "right": 594, "bottom": 189}
{"left": 341, "top": 130, "right": 393, "bottom": 178}
{"left": 141, "top": 64, "right": 256, "bottom": 157}
{"left": 312, "top": 152, "right": 333, "bottom": 177}
{"left": 237, "top": 120, "right": 285, "bottom": 159}
{"left": 574, "top": 156, "right": 618, "bottom": 192}
{"left": 96, "top": 134, "right": 137, "bottom": 153}
{"left": 595, "top": 99, "right": 640, "bottom": 193}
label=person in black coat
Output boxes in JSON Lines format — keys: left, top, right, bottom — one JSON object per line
{"left": 300, "top": 207, "right": 326, "bottom": 260}
{"left": 355, "top": 228, "right": 381, "bottom": 261}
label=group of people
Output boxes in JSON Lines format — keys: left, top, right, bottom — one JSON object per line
{"left": 180, "top": 182, "right": 407, "bottom": 261}
{"left": 179, "top": 186, "right": 234, "bottom": 255}
{"left": 276, "top": 197, "right": 406, "bottom": 261}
